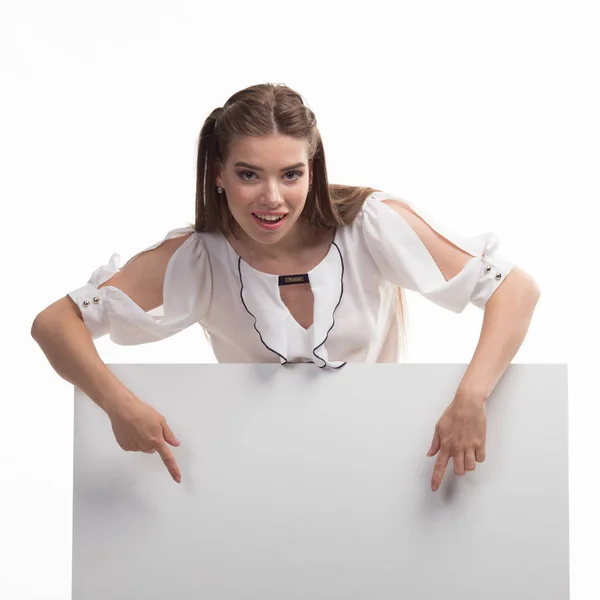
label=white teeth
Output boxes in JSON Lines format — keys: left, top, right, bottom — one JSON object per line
{"left": 254, "top": 214, "right": 284, "bottom": 222}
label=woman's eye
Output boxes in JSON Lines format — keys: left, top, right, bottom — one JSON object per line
{"left": 237, "top": 170, "right": 302, "bottom": 181}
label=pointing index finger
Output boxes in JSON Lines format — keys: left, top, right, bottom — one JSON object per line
{"left": 156, "top": 441, "right": 182, "bottom": 483}
{"left": 432, "top": 450, "right": 450, "bottom": 491}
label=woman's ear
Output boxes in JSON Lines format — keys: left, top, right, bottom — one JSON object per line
{"left": 214, "top": 157, "right": 224, "bottom": 186}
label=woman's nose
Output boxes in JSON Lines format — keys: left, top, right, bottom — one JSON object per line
{"left": 259, "top": 186, "right": 283, "bottom": 207}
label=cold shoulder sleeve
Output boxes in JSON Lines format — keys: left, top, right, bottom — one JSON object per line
{"left": 361, "top": 193, "right": 516, "bottom": 312}
{"left": 66, "top": 226, "right": 212, "bottom": 344}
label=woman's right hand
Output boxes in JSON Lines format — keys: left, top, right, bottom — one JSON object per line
{"left": 105, "top": 394, "right": 182, "bottom": 483}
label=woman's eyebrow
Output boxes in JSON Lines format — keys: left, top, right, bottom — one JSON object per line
{"left": 233, "top": 161, "right": 306, "bottom": 172}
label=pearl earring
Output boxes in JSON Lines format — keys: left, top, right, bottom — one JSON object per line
{"left": 217, "top": 186, "right": 223, "bottom": 194}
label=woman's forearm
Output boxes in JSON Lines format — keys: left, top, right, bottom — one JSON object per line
{"left": 31, "top": 298, "right": 134, "bottom": 414}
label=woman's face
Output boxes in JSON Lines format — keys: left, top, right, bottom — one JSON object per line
{"left": 215, "top": 133, "right": 313, "bottom": 247}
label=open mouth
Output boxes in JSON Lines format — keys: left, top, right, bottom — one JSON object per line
{"left": 252, "top": 213, "right": 287, "bottom": 224}
{"left": 251, "top": 213, "right": 289, "bottom": 230}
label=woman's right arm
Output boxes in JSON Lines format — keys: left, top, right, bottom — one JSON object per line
{"left": 31, "top": 293, "right": 134, "bottom": 414}
{"left": 30, "top": 234, "right": 192, "bottom": 411}
{"left": 30, "top": 233, "right": 195, "bottom": 482}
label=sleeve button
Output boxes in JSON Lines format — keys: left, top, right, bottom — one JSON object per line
{"left": 495, "top": 273, "right": 502, "bottom": 280}
{"left": 484, "top": 265, "right": 492, "bottom": 273}
{"left": 82, "top": 300, "right": 90, "bottom": 307}
{"left": 93, "top": 296, "right": 100, "bottom": 303}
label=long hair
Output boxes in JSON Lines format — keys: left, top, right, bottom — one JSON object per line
{"left": 193, "top": 82, "right": 407, "bottom": 358}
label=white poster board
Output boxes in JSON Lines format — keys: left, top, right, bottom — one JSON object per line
{"left": 72, "top": 364, "right": 569, "bottom": 599}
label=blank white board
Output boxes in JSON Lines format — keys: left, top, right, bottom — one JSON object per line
{"left": 72, "top": 363, "right": 569, "bottom": 599}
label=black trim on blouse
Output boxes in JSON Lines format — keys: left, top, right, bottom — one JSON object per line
{"left": 312, "top": 241, "right": 347, "bottom": 369}
{"left": 237, "top": 256, "right": 290, "bottom": 365}
{"left": 236, "top": 243, "right": 347, "bottom": 369}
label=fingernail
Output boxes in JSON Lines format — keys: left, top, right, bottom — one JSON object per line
{"left": 432, "top": 484, "right": 438, "bottom": 491}
{"left": 175, "top": 476, "right": 181, "bottom": 483}
{"left": 175, "top": 439, "right": 181, "bottom": 445}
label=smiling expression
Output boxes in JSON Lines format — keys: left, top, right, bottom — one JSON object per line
{"left": 215, "top": 134, "right": 314, "bottom": 247}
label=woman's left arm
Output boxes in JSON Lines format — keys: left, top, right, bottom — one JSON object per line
{"left": 376, "top": 198, "right": 541, "bottom": 492}
{"left": 456, "top": 266, "right": 541, "bottom": 401}
{"left": 427, "top": 267, "right": 541, "bottom": 492}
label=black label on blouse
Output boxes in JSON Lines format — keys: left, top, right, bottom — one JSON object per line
{"left": 278, "top": 273, "right": 310, "bottom": 286}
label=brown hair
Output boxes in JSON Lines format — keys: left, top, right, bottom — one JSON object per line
{"left": 193, "top": 82, "right": 407, "bottom": 358}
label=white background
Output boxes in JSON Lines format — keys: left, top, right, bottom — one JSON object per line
{"left": 1, "top": 1, "right": 595, "bottom": 598}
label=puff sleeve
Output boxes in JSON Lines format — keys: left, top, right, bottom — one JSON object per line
{"left": 66, "top": 226, "right": 212, "bottom": 344}
{"left": 361, "top": 194, "right": 516, "bottom": 312}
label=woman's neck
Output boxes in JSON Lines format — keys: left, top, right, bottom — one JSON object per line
{"left": 230, "top": 218, "right": 325, "bottom": 263}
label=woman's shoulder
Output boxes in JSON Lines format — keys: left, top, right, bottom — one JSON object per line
{"left": 368, "top": 190, "right": 401, "bottom": 202}
{"left": 160, "top": 226, "right": 225, "bottom": 252}
{"left": 338, "top": 189, "right": 400, "bottom": 231}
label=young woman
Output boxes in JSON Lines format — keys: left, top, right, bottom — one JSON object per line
{"left": 31, "top": 83, "right": 541, "bottom": 490}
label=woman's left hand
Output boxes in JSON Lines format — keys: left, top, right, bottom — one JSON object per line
{"left": 427, "top": 393, "right": 487, "bottom": 492}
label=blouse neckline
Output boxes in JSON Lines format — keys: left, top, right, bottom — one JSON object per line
{"left": 214, "top": 227, "right": 346, "bottom": 368}
{"left": 218, "top": 227, "right": 339, "bottom": 281}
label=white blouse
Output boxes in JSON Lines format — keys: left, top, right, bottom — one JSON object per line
{"left": 67, "top": 192, "right": 516, "bottom": 369}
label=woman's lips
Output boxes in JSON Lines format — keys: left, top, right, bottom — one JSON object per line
{"left": 252, "top": 213, "right": 288, "bottom": 230}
